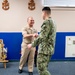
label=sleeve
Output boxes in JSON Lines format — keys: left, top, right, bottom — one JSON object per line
{"left": 22, "top": 27, "right": 27, "bottom": 36}
{"left": 35, "top": 30, "right": 38, "bottom": 33}
{"left": 32, "top": 21, "right": 51, "bottom": 47}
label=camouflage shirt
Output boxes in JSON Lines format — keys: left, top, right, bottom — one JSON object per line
{"left": 32, "top": 17, "right": 56, "bottom": 55}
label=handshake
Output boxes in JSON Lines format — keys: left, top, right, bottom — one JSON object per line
{"left": 27, "top": 33, "right": 38, "bottom": 49}
{"left": 32, "top": 33, "right": 38, "bottom": 38}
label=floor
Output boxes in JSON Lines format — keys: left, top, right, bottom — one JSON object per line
{"left": 0, "top": 61, "right": 75, "bottom": 75}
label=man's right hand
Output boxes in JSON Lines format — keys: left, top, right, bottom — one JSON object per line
{"left": 33, "top": 33, "right": 38, "bottom": 38}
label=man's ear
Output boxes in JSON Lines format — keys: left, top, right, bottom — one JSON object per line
{"left": 44, "top": 11, "right": 47, "bottom": 16}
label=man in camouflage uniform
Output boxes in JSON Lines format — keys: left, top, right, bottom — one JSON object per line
{"left": 28, "top": 7, "right": 56, "bottom": 75}
{"left": 18, "top": 17, "right": 38, "bottom": 75}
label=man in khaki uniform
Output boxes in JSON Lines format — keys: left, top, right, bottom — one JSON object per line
{"left": 18, "top": 17, "right": 38, "bottom": 75}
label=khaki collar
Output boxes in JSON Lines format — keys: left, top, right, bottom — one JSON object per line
{"left": 27, "top": 25, "right": 34, "bottom": 30}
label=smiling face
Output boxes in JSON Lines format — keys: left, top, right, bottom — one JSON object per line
{"left": 27, "top": 17, "right": 34, "bottom": 27}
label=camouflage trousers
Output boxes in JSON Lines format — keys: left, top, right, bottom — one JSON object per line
{"left": 37, "top": 53, "right": 52, "bottom": 75}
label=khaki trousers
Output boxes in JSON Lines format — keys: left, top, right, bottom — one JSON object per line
{"left": 19, "top": 43, "right": 35, "bottom": 72}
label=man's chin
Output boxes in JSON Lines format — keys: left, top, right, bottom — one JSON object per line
{"left": 30, "top": 25, "right": 33, "bottom": 27}
{"left": 43, "top": 17, "right": 45, "bottom": 20}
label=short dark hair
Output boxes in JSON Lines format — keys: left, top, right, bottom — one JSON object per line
{"left": 42, "top": 7, "right": 51, "bottom": 14}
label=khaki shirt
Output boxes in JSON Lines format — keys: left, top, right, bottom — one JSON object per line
{"left": 22, "top": 26, "right": 37, "bottom": 44}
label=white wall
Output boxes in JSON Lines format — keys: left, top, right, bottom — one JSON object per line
{"left": 0, "top": 0, "right": 75, "bottom": 32}
{"left": 51, "top": 8, "right": 75, "bottom": 32}
{"left": 0, "top": 0, "right": 43, "bottom": 32}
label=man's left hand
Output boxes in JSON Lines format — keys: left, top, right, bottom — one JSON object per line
{"left": 27, "top": 44, "right": 32, "bottom": 49}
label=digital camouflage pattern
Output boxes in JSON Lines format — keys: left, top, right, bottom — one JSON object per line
{"left": 37, "top": 54, "right": 51, "bottom": 75}
{"left": 32, "top": 17, "right": 56, "bottom": 75}
{"left": 32, "top": 17, "right": 56, "bottom": 55}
